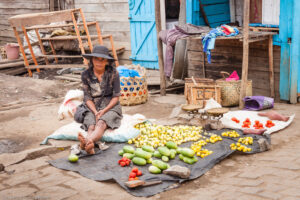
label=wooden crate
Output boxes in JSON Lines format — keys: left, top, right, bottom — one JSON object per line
{"left": 185, "top": 78, "right": 221, "bottom": 106}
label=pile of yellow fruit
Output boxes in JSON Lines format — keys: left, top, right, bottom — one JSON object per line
{"left": 196, "top": 149, "right": 213, "bottom": 158}
{"left": 207, "top": 134, "right": 223, "bottom": 143}
{"left": 221, "top": 130, "right": 240, "bottom": 138}
{"left": 191, "top": 140, "right": 213, "bottom": 158}
{"left": 238, "top": 137, "right": 253, "bottom": 145}
{"left": 130, "top": 123, "right": 203, "bottom": 148}
{"left": 230, "top": 143, "right": 252, "bottom": 152}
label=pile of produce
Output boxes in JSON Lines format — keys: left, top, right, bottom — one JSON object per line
{"left": 118, "top": 141, "right": 201, "bottom": 175}
{"left": 128, "top": 167, "right": 143, "bottom": 181}
{"left": 232, "top": 117, "right": 276, "bottom": 129}
{"left": 131, "top": 123, "right": 203, "bottom": 148}
{"left": 221, "top": 130, "right": 240, "bottom": 138}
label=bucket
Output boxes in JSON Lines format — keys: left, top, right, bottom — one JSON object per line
{"left": 5, "top": 43, "right": 19, "bottom": 60}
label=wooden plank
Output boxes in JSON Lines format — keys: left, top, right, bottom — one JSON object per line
{"left": 75, "top": 0, "right": 128, "bottom": 3}
{"left": 82, "top": 13, "right": 129, "bottom": 22}
{"left": 9, "top": 9, "right": 79, "bottom": 27}
{"left": 155, "top": 0, "right": 166, "bottom": 95}
{"left": 0, "top": 3, "right": 49, "bottom": 9}
{"left": 240, "top": 0, "right": 250, "bottom": 108}
{"left": 41, "top": 35, "right": 108, "bottom": 41}
{"left": 0, "top": 67, "right": 27, "bottom": 75}
{"left": 230, "top": 0, "right": 236, "bottom": 23}
{"left": 50, "top": 0, "right": 55, "bottom": 11}
{"left": 54, "top": 75, "right": 81, "bottom": 82}
{"left": 76, "top": 3, "right": 129, "bottom": 13}
{"left": 250, "top": 0, "right": 262, "bottom": 23}
{"left": 26, "top": 64, "right": 87, "bottom": 69}
{"left": 0, "top": 0, "right": 48, "bottom": 3}
{"left": 1, "top": 8, "right": 49, "bottom": 15}
{"left": 268, "top": 35, "right": 275, "bottom": 98}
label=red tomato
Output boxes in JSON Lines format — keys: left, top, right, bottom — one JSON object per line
{"left": 125, "top": 160, "right": 130, "bottom": 166}
{"left": 137, "top": 170, "right": 142, "bottom": 176}
{"left": 128, "top": 178, "right": 135, "bottom": 181}
{"left": 129, "top": 172, "right": 136, "bottom": 178}
{"left": 120, "top": 162, "right": 126, "bottom": 167}
{"left": 134, "top": 177, "right": 139, "bottom": 180}
{"left": 131, "top": 167, "right": 139, "bottom": 173}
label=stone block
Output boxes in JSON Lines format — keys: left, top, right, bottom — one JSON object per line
{"left": 258, "top": 191, "right": 282, "bottom": 200}
{"left": 31, "top": 172, "right": 73, "bottom": 189}
{"left": 34, "top": 185, "right": 77, "bottom": 200}
{"left": 63, "top": 177, "right": 105, "bottom": 192}
{"left": 279, "top": 188, "right": 300, "bottom": 197}
{"left": 163, "top": 165, "right": 191, "bottom": 178}
{"left": 5, "top": 156, "right": 50, "bottom": 173}
{"left": 0, "top": 186, "right": 37, "bottom": 199}
{"left": 5, "top": 170, "right": 41, "bottom": 186}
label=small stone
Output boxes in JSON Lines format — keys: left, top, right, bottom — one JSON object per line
{"left": 163, "top": 165, "right": 191, "bottom": 179}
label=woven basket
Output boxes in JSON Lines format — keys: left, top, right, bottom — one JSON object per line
{"left": 216, "top": 72, "right": 252, "bottom": 107}
{"left": 119, "top": 64, "right": 148, "bottom": 106}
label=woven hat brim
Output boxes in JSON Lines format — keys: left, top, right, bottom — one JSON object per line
{"left": 82, "top": 53, "right": 116, "bottom": 61}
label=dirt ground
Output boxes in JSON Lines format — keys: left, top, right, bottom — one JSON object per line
{"left": 0, "top": 74, "right": 300, "bottom": 200}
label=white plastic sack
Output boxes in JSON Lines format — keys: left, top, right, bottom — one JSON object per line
{"left": 58, "top": 89, "right": 84, "bottom": 120}
{"left": 221, "top": 110, "right": 295, "bottom": 134}
{"left": 41, "top": 114, "right": 146, "bottom": 144}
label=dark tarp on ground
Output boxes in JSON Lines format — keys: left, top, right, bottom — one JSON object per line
{"left": 48, "top": 129, "right": 270, "bottom": 197}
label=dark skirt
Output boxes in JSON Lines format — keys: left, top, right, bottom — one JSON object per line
{"left": 83, "top": 109, "right": 122, "bottom": 130}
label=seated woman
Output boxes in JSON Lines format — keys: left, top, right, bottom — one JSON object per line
{"left": 77, "top": 45, "right": 122, "bottom": 154}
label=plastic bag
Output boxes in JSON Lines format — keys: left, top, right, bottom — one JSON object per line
{"left": 58, "top": 89, "right": 84, "bottom": 120}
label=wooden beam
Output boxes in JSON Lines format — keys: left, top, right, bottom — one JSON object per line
{"left": 239, "top": 0, "right": 250, "bottom": 109}
{"left": 155, "top": 0, "right": 166, "bottom": 96}
{"left": 268, "top": 35, "right": 275, "bottom": 98}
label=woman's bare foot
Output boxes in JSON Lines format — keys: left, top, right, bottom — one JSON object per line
{"left": 78, "top": 132, "right": 86, "bottom": 150}
{"left": 258, "top": 111, "right": 289, "bottom": 122}
{"left": 85, "top": 139, "right": 95, "bottom": 155}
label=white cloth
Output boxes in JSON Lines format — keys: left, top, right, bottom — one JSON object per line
{"left": 221, "top": 110, "right": 295, "bottom": 134}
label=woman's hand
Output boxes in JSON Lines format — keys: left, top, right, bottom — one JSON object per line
{"left": 95, "top": 110, "right": 105, "bottom": 121}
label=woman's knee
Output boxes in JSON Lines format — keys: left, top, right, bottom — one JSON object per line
{"left": 88, "top": 125, "right": 95, "bottom": 132}
{"left": 96, "top": 120, "right": 107, "bottom": 128}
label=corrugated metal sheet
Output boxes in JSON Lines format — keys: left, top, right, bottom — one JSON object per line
{"left": 262, "top": 0, "right": 280, "bottom": 25}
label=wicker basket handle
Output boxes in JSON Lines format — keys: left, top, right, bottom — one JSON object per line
{"left": 220, "top": 71, "right": 230, "bottom": 79}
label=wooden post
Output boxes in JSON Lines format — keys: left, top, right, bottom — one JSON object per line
{"left": 268, "top": 35, "right": 275, "bottom": 98}
{"left": 239, "top": 0, "right": 250, "bottom": 109}
{"left": 155, "top": 0, "right": 166, "bottom": 96}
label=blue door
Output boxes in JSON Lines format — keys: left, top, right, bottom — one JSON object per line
{"left": 186, "top": 0, "right": 231, "bottom": 28}
{"left": 279, "top": 0, "right": 300, "bottom": 103}
{"left": 128, "top": 0, "right": 159, "bottom": 69}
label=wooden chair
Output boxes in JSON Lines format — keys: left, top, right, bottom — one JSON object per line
{"left": 9, "top": 8, "right": 124, "bottom": 76}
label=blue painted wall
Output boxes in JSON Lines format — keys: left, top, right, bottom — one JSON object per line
{"left": 128, "top": 0, "right": 158, "bottom": 69}
{"left": 279, "top": 0, "right": 300, "bottom": 102}
{"left": 186, "top": 0, "right": 231, "bottom": 27}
